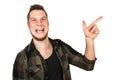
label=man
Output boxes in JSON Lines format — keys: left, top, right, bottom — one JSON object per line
{"left": 13, "top": 4, "right": 103, "bottom": 80}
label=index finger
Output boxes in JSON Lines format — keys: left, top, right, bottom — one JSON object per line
{"left": 90, "top": 16, "right": 103, "bottom": 26}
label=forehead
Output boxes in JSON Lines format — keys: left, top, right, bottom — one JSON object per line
{"left": 29, "top": 10, "right": 46, "bottom": 17}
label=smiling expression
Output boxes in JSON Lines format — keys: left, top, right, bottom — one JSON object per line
{"left": 28, "top": 10, "right": 49, "bottom": 41}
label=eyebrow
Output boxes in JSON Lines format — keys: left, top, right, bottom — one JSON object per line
{"left": 29, "top": 16, "right": 47, "bottom": 19}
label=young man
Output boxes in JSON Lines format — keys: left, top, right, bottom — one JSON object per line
{"left": 13, "top": 4, "right": 103, "bottom": 80}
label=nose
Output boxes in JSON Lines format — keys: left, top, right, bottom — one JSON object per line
{"left": 36, "top": 20, "right": 42, "bottom": 26}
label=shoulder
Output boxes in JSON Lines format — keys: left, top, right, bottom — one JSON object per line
{"left": 50, "top": 38, "right": 66, "bottom": 46}
{"left": 13, "top": 45, "right": 28, "bottom": 66}
{"left": 16, "top": 47, "right": 27, "bottom": 60}
{"left": 50, "top": 38, "right": 66, "bottom": 44}
{"left": 13, "top": 46, "right": 28, "bottom": 79}
{"left": 50, "top": 38, "right": 72, "bottom": 50}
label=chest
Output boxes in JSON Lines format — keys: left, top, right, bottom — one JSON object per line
{"left": 38, "top": 45, "right": 53, "bottom": 59}
{"left": 44, "top": 51, "right": 63, "bottom": 80}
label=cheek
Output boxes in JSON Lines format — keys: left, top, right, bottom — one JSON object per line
{"left": 28, "top": 23, "right": 35, "bottom": 29}
{"left": 28, "top": 24, "right": 35, "bottom": 32}
{"left": 44, "top": 22, "right": 49, "bottom": 28}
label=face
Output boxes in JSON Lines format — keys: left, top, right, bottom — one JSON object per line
{"left": 28, "top": 10, "right": 49, "bottom": 41}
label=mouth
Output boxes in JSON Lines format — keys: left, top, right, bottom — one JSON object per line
{"left": 35, "top": 28, "right": 44, "bottom": 33}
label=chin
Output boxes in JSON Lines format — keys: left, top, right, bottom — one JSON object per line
{"left": 32, "top": 34, "right": 48, "bottom": 41}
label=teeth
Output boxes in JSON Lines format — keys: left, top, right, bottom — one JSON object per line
{"left": 36, "top": 29, "right": 44, "bottom": 33}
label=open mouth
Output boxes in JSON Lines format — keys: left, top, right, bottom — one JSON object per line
{"left": 35, "top": 28, "right": 44, "bottom": 33}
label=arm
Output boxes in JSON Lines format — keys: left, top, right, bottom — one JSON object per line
{"left": 61, "top": 40, "right": 97, "bottom": 70}
{"left": 82, "top": 16, "right": 103, "bottom": 60}
{"left": 13, "top": 51, "right": 28, "bottom": 80}
{"left": 58, "top": 16, "right": 103, "bottom": 71}
{"left": 84, "top": 38, "right": 95, "bottom": 60}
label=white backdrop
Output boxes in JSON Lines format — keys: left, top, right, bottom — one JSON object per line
{"left": 0, "top": 0, "right": 120, "bottom": 80}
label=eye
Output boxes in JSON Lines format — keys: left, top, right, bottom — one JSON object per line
{"left": 41, "top": 16, "right": 47, "bottom": 21}
{"left": 31, "top": 18, "right": 36, "bottom": 22}
{"left": 29, "top": 17, "right": 37, "bottom": 23}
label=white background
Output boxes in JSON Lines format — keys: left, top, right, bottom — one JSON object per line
{"left": 0, "top": 0, "right": 120, "bottom": 80}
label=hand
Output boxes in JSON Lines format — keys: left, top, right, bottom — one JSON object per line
{"left": 82, "top": 16, "right": 103, "bottom": 40}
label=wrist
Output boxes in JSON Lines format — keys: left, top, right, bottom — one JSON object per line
{"left": 85, "top": 37, "right": 94, "bottom": 42}
{"left": 85, "top": 37, "right": 94, "bottom": 45}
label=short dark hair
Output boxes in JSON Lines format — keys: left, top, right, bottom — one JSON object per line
{"left": 27, "top": 4, "right": 48, "bottom": 21}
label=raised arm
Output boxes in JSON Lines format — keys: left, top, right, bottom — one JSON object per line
{"left": 82, "top": 16, "right": 103, "bottom": 60}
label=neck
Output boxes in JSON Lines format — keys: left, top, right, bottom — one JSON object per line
{"left": 33, "top": 37, "right": 51, "bottom": 51}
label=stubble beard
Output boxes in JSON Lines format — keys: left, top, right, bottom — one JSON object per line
{"left": 32, "top": 32, "right": 48, "bottom": 41}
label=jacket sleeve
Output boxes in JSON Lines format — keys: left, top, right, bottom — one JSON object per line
{"left": 61, "top": 40, "right": 97, "bottom": 71}
{"left": 13, "top": 50, "right": 28, "bottom": 80}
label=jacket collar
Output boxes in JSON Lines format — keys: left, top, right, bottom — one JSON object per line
{"left": 26, "top": 38, "right": 61, "bottom": 53}
{"left": 26, "top": 39, "right": 36, "bottom": 53}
